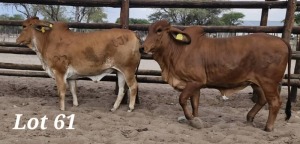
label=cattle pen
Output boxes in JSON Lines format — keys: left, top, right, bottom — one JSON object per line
{"left": 0, "top": 0, "right": 300, "bottom": 143}
{"left": 0, "top": 0, "right": 300, "bottom": 101}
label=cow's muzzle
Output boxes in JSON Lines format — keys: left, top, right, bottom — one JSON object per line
{"left": 139, "top": 47, "right": 145, "bottom": 54}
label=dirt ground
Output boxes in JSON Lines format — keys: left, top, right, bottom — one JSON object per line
{"left": 0, "top": 75, "right": 299, "bottom": 144}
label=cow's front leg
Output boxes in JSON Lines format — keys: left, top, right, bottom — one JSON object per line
{"left": 179, "top": 82, "right": 203, "bottom": 129}
{"left": 55, "top": 73, "right": 67, "bottom": 111}
{"left": 190, "top": 90, "right": 200, "bottom": 117}
{"left": 68, "top": 80, "right": 78, "bottom": 107}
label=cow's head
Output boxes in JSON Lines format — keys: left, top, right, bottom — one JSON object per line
{"left": 143, "top": 20, "right": 191, "bottom": 54}
{"left": 16, "top": 17, "right": 53, "bottom": 48}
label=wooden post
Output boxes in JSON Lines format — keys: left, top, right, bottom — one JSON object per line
{"left": 252, "top": 0, "right": 271, "bottom": 103}
{"left": 260, "top": 0, "right": 272, "bottom": 26}
{"left": 283, "top": 0, "right": 296, "bottom": 41}
{"left": 291, "top": 36, "right": 300, "bottom": 102}
{"left": 260, "top": 8, "right": 269, "bottom": 26}
{"left": 283, "top": 0, "right": 297, "bottom": 102}
{"left": 120, "top": 0, "right": 129, "bottom": 29}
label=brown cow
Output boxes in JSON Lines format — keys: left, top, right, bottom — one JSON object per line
{"left": 16, "top": 17, "right": 141, "bottom": 112}
{"left": 143, "top": 20, "right": 291, "bottom": 132}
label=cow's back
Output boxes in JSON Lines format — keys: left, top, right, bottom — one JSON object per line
{"left": 45, "top": 28, "right": 140, "bottom": 75}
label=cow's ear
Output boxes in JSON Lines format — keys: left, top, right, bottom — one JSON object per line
{"left": 34, "top": 22, "right": 53, "bottom": 33}
{"left": 169, "top": 28, "right": 191, "bottom": 44}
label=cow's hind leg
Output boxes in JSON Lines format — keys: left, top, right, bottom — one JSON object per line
{"left": 247, "top": 84, "right": 266, "bottom": 123}
{"left": 55, "top": 74, "right": 67, "bottom": 111}
{"left": 261, "top": 82, "right": 282, "bottom": 132}
{"left": 123, "top": 72, "right": 138, "bottom": 112}
{"left": 68, "top": 80, "right": 78, "bottom": 106}
{"left": 111, "top": 71, "right": 126, "bottom": 112}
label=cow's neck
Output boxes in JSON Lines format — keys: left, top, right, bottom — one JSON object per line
{"left": 153, "top": 41, "right": 184, "bottom": 83}
{"left": 31, "top": 34, "right": 50, "bottom": 72}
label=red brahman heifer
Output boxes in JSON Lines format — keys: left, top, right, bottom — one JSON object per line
{"left": 16, "top": 17, "right": 141, "bottom": 112}
{"left": 143, "top": 20, "right": 291, "bottom": 132}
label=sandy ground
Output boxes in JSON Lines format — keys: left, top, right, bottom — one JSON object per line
{"left": 0, "top": 38, "right": 300, "bottom": 143}
{"left": 0, "top": 75, "right": 300, "bottom": 144}
{"left": 0, "top": 51, "right": 300, "bottom": 144}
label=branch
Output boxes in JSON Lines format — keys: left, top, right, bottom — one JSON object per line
{"left": 14, "top": 4, "right": 29, "bottom": 18}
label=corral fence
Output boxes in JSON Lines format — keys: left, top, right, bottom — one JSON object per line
{"left": 0, "top": 0, "right": 300, "bottom": 102}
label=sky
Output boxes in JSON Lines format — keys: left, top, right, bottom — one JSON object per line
{"left": 105, "top": 8, "right": 286, "bottom": 23}
{"left": 103, "top": 0, "right": 287, "bottom": 23}
{"left": 0, "top": 0, "right": 288, "bottom": 23}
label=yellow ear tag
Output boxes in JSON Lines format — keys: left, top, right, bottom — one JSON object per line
{"left": 41, "top": 27, "right": 45, "bottom": 33}
{"left": 176, "top": 33, "right": 183, "bottom": 40}
{"left": 49, "top": 24, "right": 53, "bottom": 28}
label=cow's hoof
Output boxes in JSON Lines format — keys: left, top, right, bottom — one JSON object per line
{"left": 189, "top": 117, "right": 203, "bottom": 129}
{"left": 246, "top": 115, "right": 254, "bottom": 122}
{"left": 127, "top": 109, "right": 133, "bottom": 112}
{"left": 73, "top": 103, "right": 78, "bottom": 107}
{"left": 110, "top": 108, "right": 117, "bottom": 112}
{"left": 178, "top": 116, "right": 188, "bottom": 123}
{"left": 264, "top": 127, "right": 273, "bottom": 132}
{"left": 60, "top": 108, "right": 65, "bottom": 111}
{"left": 222, "top": 96, "right": 229, "bottom": 100}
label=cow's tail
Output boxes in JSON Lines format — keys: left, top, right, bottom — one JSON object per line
{"left": 283, "top": 39, "right": 292, "bottom": 121}
{"left": 134, "top": 32, "right": 142, "bottom": 104}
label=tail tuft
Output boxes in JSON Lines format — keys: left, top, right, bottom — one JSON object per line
{"left": 285, "top": 98, "right": 291, "bottom": 121}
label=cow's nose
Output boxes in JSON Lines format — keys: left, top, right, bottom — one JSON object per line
{"left": 139, "top": 47, "right": 145, "bottom": 54}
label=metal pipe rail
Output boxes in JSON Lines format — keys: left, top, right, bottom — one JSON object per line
{"left": 0, "top": 0, "right": 299, "bottom": 9}
{"left": 0, "top": 69, "right": 297, "bottom": 86}
{"left": 2, "top": 20, "right": 300, "bottom": 34}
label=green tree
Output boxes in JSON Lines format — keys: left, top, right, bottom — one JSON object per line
{"left": 221, "top": 12, "right": 245, "bottom": 26}
{"left": 148, "top": 8, "right": 224, "bottom": 26}
{"left": 9, "top": 14, "right": 25, "bottom": 20}
{"left": 115, "top": 18, "right": 150, "bottom": 24}
{"left": 38, "top": 5, "right": 68, "bottom": 21}
{"left": 147, "top": 0, "right": 229, "bottom": 25}
{"left": 0, "top": 14, "right": 24, "bottom": 21}
{"left": 74, "top": 7, "right": 107, "bottom": 23}
{"left": 12, "top": 4, "right": 39, "bottom": 18}
{"left": 0, "top": 14, "right": 24, "bottom": 34}
{"left": 4, "top": 4, "right": 69, "bottom": 21}
{"left": 0, "top": 14, "right": 9, "bottom": 20}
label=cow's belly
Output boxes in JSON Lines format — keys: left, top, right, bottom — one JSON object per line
{"left": 63, "top": 66, "right": 116, "bottom": 82}
{"left": 206, "top": 81, "right": 252, "bottom": 89}
{"left": 206, "top": 81, "right": 252, "bottom": 96}
{"left": 165, "top": 77, "right": 186, "bottom": 91}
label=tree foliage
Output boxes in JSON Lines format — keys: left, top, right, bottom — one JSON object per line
{"left": 74, "top": 7, "right": 107, "bottom": 23}
{"left": 148, "top": 8, "right": 224, "bottom": 25}
{"left": 221, "top": 12, "right": 245, "bottom": 26}
{"left": 148, "top": 8, "right": 245, "bottom": 26}
{"left": 0, "top": 14, "right": 25, "bottom": 34}
{"left": 115, "top": 18, "right": 150, "bottom": 24}
{"left": 0, "top": 14, "right": 24, "bottom": 21}
{"left": 38, "top": 5, "right": 68, "bottom": 21}
{"left": 11, "top": 4, "right": 39, "bottom": 18}
{"left": 3, "top": 4, "right": 107, "bottom": 23}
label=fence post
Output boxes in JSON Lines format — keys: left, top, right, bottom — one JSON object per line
{"left": 252, "top": 0, "right": 271, "bottom": 103}
{"left": 260, "top": 0, "right": 271, "bottom": 26}
{"left": 291, "top": 37, "right": 300, "bottom": 102}
{"left": 283, "top": 0, "right": 297, "bottom": 102}
{"left": 120, "top": 0, "right": 129, "bottom": 29}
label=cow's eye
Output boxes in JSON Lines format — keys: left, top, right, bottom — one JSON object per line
{"left": 22, "top": 25, "right": 26, "bottom": 29}
{"left": 156, "top": 29, "right": 162, "bottom": 33}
